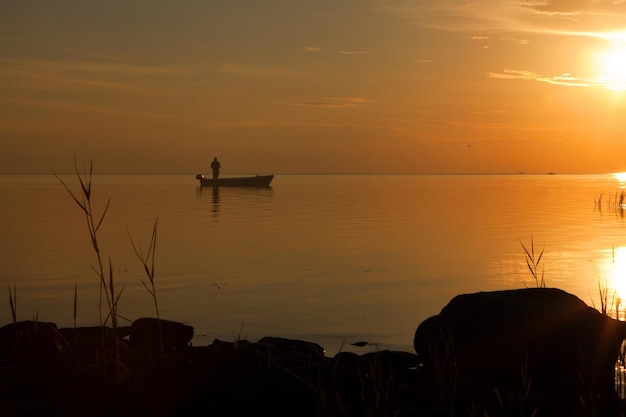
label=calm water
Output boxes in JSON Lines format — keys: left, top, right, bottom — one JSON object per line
{"left": 1, "top": 173, "right": 626, "bottom": 355}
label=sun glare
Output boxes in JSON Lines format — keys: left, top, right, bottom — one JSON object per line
{"left": 602, "top": 246, "right": 626, "bottom": 318}
{"left": 613, "top": 172, "right": 626, "bottom": 185}
{"left": 594, "top": 38, "right": 626, "bottom": 90}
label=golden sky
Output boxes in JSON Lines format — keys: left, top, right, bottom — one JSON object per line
{"left": 3, "top": 0, "right": 626, "bottom": 174}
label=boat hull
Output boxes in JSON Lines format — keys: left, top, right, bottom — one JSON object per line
{"left": 196, "top": 174, "right": 274, "bottom": 187}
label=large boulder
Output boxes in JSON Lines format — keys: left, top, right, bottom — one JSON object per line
{"left": 414, "top": 288, "right": 626, "bottom": 403}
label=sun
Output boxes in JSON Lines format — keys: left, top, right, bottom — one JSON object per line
{"left": 594, "top": 37, "right": 626, "bottom": 90}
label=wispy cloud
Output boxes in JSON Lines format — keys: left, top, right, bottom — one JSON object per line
{"left": 286, "top": 97, "right": 374, "bottom": 108}
{"left": 0, "top": 57, "right": 193, "bottom": 95}
{"left": 0, "top": 57, "right": 191, "bottom": 77}
{"left": 499, "top": 36, "right": 530, "bottom": 45}
{"left": 338, "top": 50, "right": 369, "bottom": 55}
{"left": 487, "top": 68, "right": 601, "bottom": 87}
{"left": 470, "top": 34, "right": 529, "bottom": 50}
{"left": 1, "top": 96, "right": 117, "bottom": 114}
{"left": 301, "top": 47, "right": 370, "bottom": 56}
{"left": 384, "top": 0, "right": 626, "bottom": 36}
{"left": 215, "top": 63, "right": 304, "bottom": 77}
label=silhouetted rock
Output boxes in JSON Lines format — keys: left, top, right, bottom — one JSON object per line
{"left": 129, "top": 317, "right": 193, "bottom": 357}
{"left": 2, "top": 296, "right": 626, "bottom": 417}
{"left": 414, "top": 288, "right": 626, "bottom": 415}
{"left": 123, "top": 344, "right": 317, "bottom": 417}
{"left": 0, "top": 321, "right": 68, "bottom": 373}
{"left": 256, "top": 336, "right": 326, "bottom": 358}
{"left": 60, "top": 325, "right": 132, "bottom": 377}
{"left": 59, "top": 325, "right": 131, "bottom": 344}
{"left": 252, "top": 336, "right": 328, "bottom": 380}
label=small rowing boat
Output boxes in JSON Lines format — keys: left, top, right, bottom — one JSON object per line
{"left": 195, "top": 174, "right": 274, "bottom": 187}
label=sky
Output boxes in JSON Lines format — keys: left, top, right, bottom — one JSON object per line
{"left": 3, "top": 1, "right": 626, "bottom": 174}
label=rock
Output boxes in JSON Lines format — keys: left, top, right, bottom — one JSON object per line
{"left": 129, "top": 318, "right": 193, "bottom": 356}
{"left": 253, "top": 337, "right": 328, "bottom": 380}
{"left": 330, "top": 351, "right": 371, "bottom": 409}
{"left": 59, "top": 325, "right": 131, "bottom": 344}
{"left": 0, "top": 321, "right": 69, "bottom": 373}
{"left": 123, "top": 344, "right": 316, "bottom": 417}
{"left": 60, "top": 325, "right": 132, "bottom": 377}
{"left": 413, "top": 288, "right": 626, "bottom": 410}
{"left": 256, "top": 336, "right": 326, "bottom": 359}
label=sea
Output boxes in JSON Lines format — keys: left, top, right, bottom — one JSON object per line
{"left": 1, "top": 173, "right": 626, "bottom": 355}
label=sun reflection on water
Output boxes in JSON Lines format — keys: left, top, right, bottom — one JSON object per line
{"left": 599, "top": 173, "right": 626, "bottom": 212}
{"left": 612, "top": 172, "right": 626, "bottom": 187}
{"left": 596, "top": 246, "right": 626, "bottom": 320}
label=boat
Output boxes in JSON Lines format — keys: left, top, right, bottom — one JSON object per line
{"left": 195, "top": 174, "right": 274, "bottom": 187}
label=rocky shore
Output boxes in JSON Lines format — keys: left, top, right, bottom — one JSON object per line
{"left": 2, "top": 288, "right": 626, "bottom": 417}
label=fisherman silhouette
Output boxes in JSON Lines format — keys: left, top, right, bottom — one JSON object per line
{"left": 210, "top": 157, "right": 221, "bottom": 179}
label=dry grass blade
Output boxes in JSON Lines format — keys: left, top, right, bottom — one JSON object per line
{"left": 56, "top": 157, "right": 128, "bottom": 380}
{"left": 128, "top": 217, "right": 159, "bottom": 283}
{"left": 520, "top": 236, "right": 546, "bottom": 288}
{"left": 8, "top": 284, "right": 16, "bottom": 323}
{"left": 596, "top": 280, "right": 616, "bottom": 316}
{"left": 74, "top": 158, "right": 92, "bottom": 200}
{"left": 148, "top": 218, "right": 158, "bottom": 278}
{"left": 128, "top": 216, "right": 162, "bottom": 354}
{"left": 129, "top": 230, "right": 157, "bottom": 295}
{"left": 54, "top": 173, "right": 87, "bottom": 213}
{"left": 107, "top": 258, "right": 125, "bottom": 322}
{"left": 535, "top": 246, "right": 544, "bottom": 265}
{"left": 95, "top": 199, "right": 111, "bottom": 233}
{"left": 140, "top": 279, "right": 154, "bottom": 296}
{"left": 73, "top": 284, "right": 77, "bottom": 328}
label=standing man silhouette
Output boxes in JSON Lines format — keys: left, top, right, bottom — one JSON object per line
{"left": 210, "top": 157, "right": 221, "bottom": 179}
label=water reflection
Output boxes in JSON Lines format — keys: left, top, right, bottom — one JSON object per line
{"left": 595, "top": 173, "right": 626, "bottom": 216}
{"left": 5, "top": 173, "right": 626, "bottom": 355}
{"left": 195, "top": 185, "right": 274, "bottom": 218}
{"left": 196, "top": 185, "right": 221, "bottom": 216}
{"left": 613, "top": 172, "right": 626, "bottom": 186}
{"left": 596, "top": 246, "right": 626, "bottom": 320}
{"left": 212, "top": 186, "right": 220, "bottom": 215}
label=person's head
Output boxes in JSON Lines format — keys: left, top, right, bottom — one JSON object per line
{"left": 214, "top": 157, "right": 218, "bottom": 160}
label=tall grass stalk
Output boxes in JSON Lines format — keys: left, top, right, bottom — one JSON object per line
{"left": 597, "top": 280, "right": 615, "bottom": 317}
{"left": 129, "top": 217, "right": 163, "bottom": 355}
{"left": 55, "top": 159, "right": 125, "bottom": 378}
{"left": 8, "top": 284, "right": 16, "bottom": 324}
{"left": 591, "top": 248, "right": 619, "bottom": 318}
{"left": 595, "top": 190, "right": 625, "bottom": 215}
{"left": 73, "top": 284, "right": 77, "bottom": 329}
{"left": 520, "top": 237, "right": 545, "bottom": 288}
{"left": 594, "top": 191, "right": 605, "bottom": 210}
{"left": 231, "top": 323, "right": 247, "bottom": 348}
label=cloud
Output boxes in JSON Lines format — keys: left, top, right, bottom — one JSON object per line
{"left": 338, "top": 50, "right": 369, "bottom": 55}
{"left": 384, "top": 0, "right": 626, "bottom": 36}
{"left": 0, "top": 57, "right": 193, "bottom": 95}
{"left": 301, "top": 47, "right": 370, "bottom": 56}
{"left": 286, "top": 97, "right": 374, "bottom": 108}
{"left": 487, "top": 68, "right": 600, "bottom": 87}
{"left": 499, "top": 36, "right": 530, "bottom": 45}
{"left": 215, "top": 63, "right": 304, "bottom": 77}
{"left": 0, "top": 57, "right": 191, "bottom": 77}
